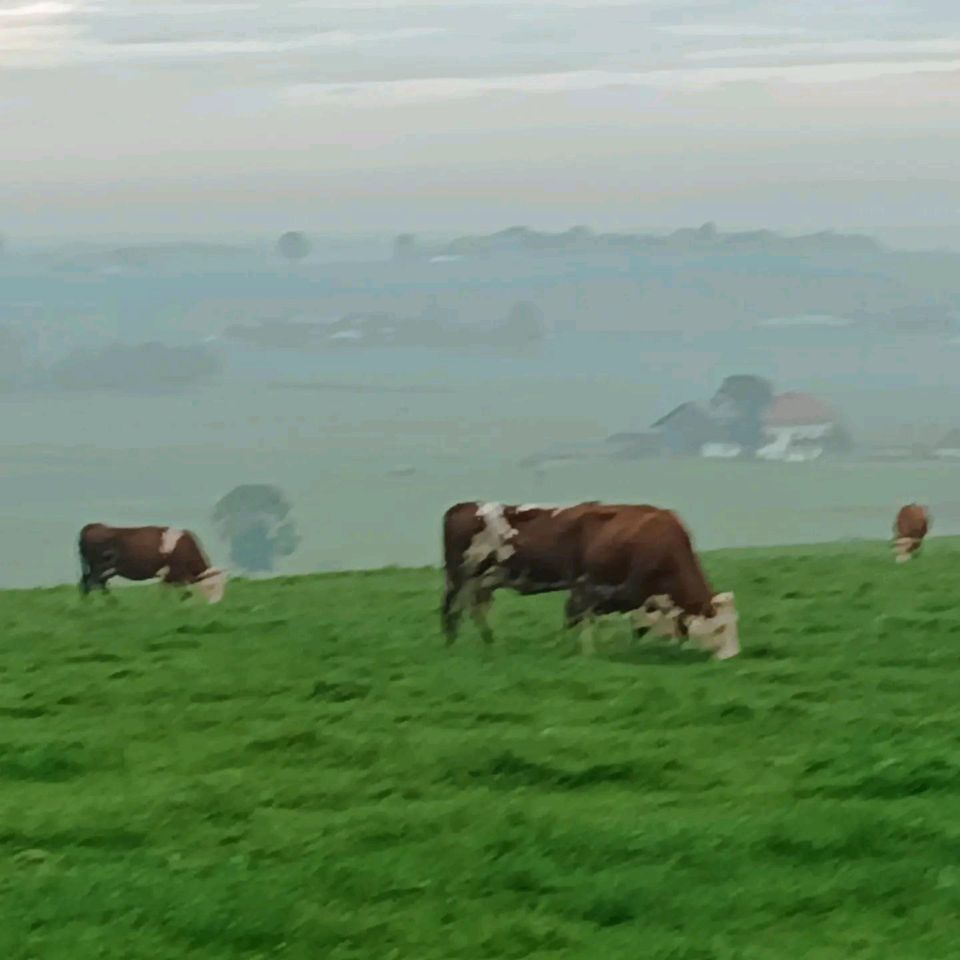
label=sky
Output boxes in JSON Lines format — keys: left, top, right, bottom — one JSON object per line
{"left": 3, "top": 0, "right": 960, "bottom": 239}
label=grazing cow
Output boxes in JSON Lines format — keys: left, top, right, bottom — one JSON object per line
{"left": 562, "top": 507, "right": 740, "bottom": 660}
{"left": 892, "top": 503, "right": 931, "bottom": 563}
{"left": 442, "top": 500, "right": 613, "bottom": 643}
{"left": 78, "top": 523, "right": 227, "bottom": 603}
{"left": 441, "top": 501, "right": 739, "bottom": 659}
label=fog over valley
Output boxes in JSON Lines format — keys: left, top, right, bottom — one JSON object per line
{"left": 3, "top": 0, "right": 960, "bottom": 585}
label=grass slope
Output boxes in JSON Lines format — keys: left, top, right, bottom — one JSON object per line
{"left": 1, "top": 539, "right": 959, "bottom": 958}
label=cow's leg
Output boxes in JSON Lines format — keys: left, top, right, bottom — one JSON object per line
{"left": 80, "top": 553, "right": 112, "bottom": 597}
{"left": 91, "top": 568, "right": 112, "bottom": 597}
{"left": 563, "top": 584, "right": 601, "bottom": 654}
{"left": 578, "top": 613, "right": 599, "bottom": 656}
{"left": 95, "top": 547, "right": 118, "bottom": 598}
{"left": 564, "top": 584, "right": 593, "bottom": 628}
{"left": 442, "top": 576, "right": 466, "bottom": 645}
{"left": 79, "top": 552, "right": 94, "bottom": 596}
{"left": 469, "top": 589, "right": 495, "bottom": 644}
{"left": 97, "top": 575, "right": 117, "bottom": 605}
{"left": 628, "top": 609, "right": 652, "bottom": 641}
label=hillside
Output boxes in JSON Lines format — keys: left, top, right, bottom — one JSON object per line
{"left": 2, "top": 540, "right": 960, "bottom": 958}
{"left": 4, "top": 227, "right": 960, "bottom": 356}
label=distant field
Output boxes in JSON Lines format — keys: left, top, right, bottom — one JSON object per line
{"left": 5, "top": 407, "right": 960, "bottom": 590}
{"left": 2, "top": 538, "right": 960, "bottom": 957}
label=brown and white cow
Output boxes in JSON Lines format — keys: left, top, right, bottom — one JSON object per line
{"left": 892, "top": 503, "right": 931, "bottom": 563}
{"left": 442, "top": 501, "right": 610, "bottom": 643}
{"left": 78, "top": 523, "right": 227, "bottom": 603}
{"left": 562, "top": 507, "right": 740, "bottom": 660}
{"left": 441, "top": 501, "right": 739, "bottom": 659}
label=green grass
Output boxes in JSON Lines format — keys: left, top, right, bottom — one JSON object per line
{"left": 2, "top": 539, "right": 960, "bottom": 958}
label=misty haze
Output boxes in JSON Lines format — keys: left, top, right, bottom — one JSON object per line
{"left": 3, "top": 1, "right": 960, "bottom": 588}
{"left": 3, "top": 220, "right": 960, "bottom": 587}
{"left": 5, "top": 2, "right": 960, "bottom": 955}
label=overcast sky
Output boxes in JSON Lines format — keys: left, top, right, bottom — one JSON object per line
{"left": 3, "top": 0, "right": 960, "bottom": 238}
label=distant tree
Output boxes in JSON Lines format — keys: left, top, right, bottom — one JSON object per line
{"left": 710, "top": 375, "right": 775, "bottom": 453}
{"left": 697, "top": 222, "right": 718, "bottom": 242}
{"left": 212, "top": 484, "right": 300, "bottom": 574}
{"left": 275, "top": 231, "right": 311, "bottom": 265}
{"left": 563, "top": 225, "right": 593, "bottom": 247}
{"left": 712, "top": 375, "right": 774, "bottom": 414}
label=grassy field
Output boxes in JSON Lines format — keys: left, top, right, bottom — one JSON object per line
{"left": 2, "top": 538, "right": 960, "bottom": 958}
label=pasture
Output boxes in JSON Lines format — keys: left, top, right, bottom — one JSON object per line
{"left": 1, "top": 539, "right": 960, "bottom": 958}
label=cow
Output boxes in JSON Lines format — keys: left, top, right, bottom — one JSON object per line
{"left": 561, "top": 507, "right": 740, "bottom": 660}
{"left": 441, "top": 501, "right": 739, "bottom": 659}
{"left": 892, "top": 503, "right": 931, "bottom": 563}
{"left": 78, "top": 523, "right": 227, "bottom": 603}
{"left": 442, "top": 500, "right": 612, "bottom": 644}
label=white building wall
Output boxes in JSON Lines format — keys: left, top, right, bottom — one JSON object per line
{"left": 757, "top": 423, "right": 832, "bottom": 461}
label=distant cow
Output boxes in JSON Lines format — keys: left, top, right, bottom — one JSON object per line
{"left": 892, "top": 503, "right": 931, "bottom": 563}
{"left": 78, "top": 523, "right": 227, "bottom": 603}
{"left": 441, "top": 501, "right": 739, "bottom": 659}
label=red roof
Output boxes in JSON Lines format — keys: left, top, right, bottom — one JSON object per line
{"left": 764, "top": 392, "right": 835, "bottom": 426}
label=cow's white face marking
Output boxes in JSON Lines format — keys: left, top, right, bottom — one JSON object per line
{"left": 632, "top": 595, "right": 684, "bottom": 640}
{"left": 194, "top": 568, "right": 227, "bottom": 604}
{"left": 156, "top": 565, "right": 170, "bottom": 580}
{"left": 463, "top": 502, "right": 517, "bottom": 572}
{"left": 893, "top": 537, "right": 917, "bottom": 562}
{"left": 685, "top": 592, "right": 740, "bottom": 660}
{"left": 161, "top": 527, "right": 183, "bottom": 556}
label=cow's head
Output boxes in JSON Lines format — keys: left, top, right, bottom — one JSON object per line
{"left": 893, "top": 537, "right": 916, "bottom": 563}
{"left": 634, "top": 594, "right": 684, "bottom": 640}
{"left": 194, "top": 568, "right": 228, "bottom": 604}
{"left": 684, "top": 591, "right": 740, "bottom": 660}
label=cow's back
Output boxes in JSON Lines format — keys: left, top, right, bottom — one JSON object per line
{"left": 501, "top": 503, "right": 609, "bottom": 586}
{"left": 895, "top": 504, "right": 930, "bottom": 540}
{"left": 576, "top": 507, "right": 715, "bottom": 617}
{"left": 107, "top": 526, "right": 167, "bottom": 580}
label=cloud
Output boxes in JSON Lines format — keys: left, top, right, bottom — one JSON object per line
{"left": 285, "top": 58, "right": 960, "bottom": 106}
{"left": 97, "top": 26, "right": 444, "bottom": 59}
{"left": 1, "top": 15, "right": 446, "bottom": 66}
{"left": 0, "top": 2, "right": 80, "bottom": 16}
{"left": 688, "top": 37, "right": 960, "bottom": 62}
{"left": 659, "top": 24, "right": 813, "bottom": 38}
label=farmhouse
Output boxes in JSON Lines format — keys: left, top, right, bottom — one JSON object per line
{"left": 607, "top": 384, "right": 851, "bottom": 463}
{"left": 756, "top": 392, "right": 837, "bottom": 462}
{"left": 650, "top": 402, "right": 726, "bottom": 456}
